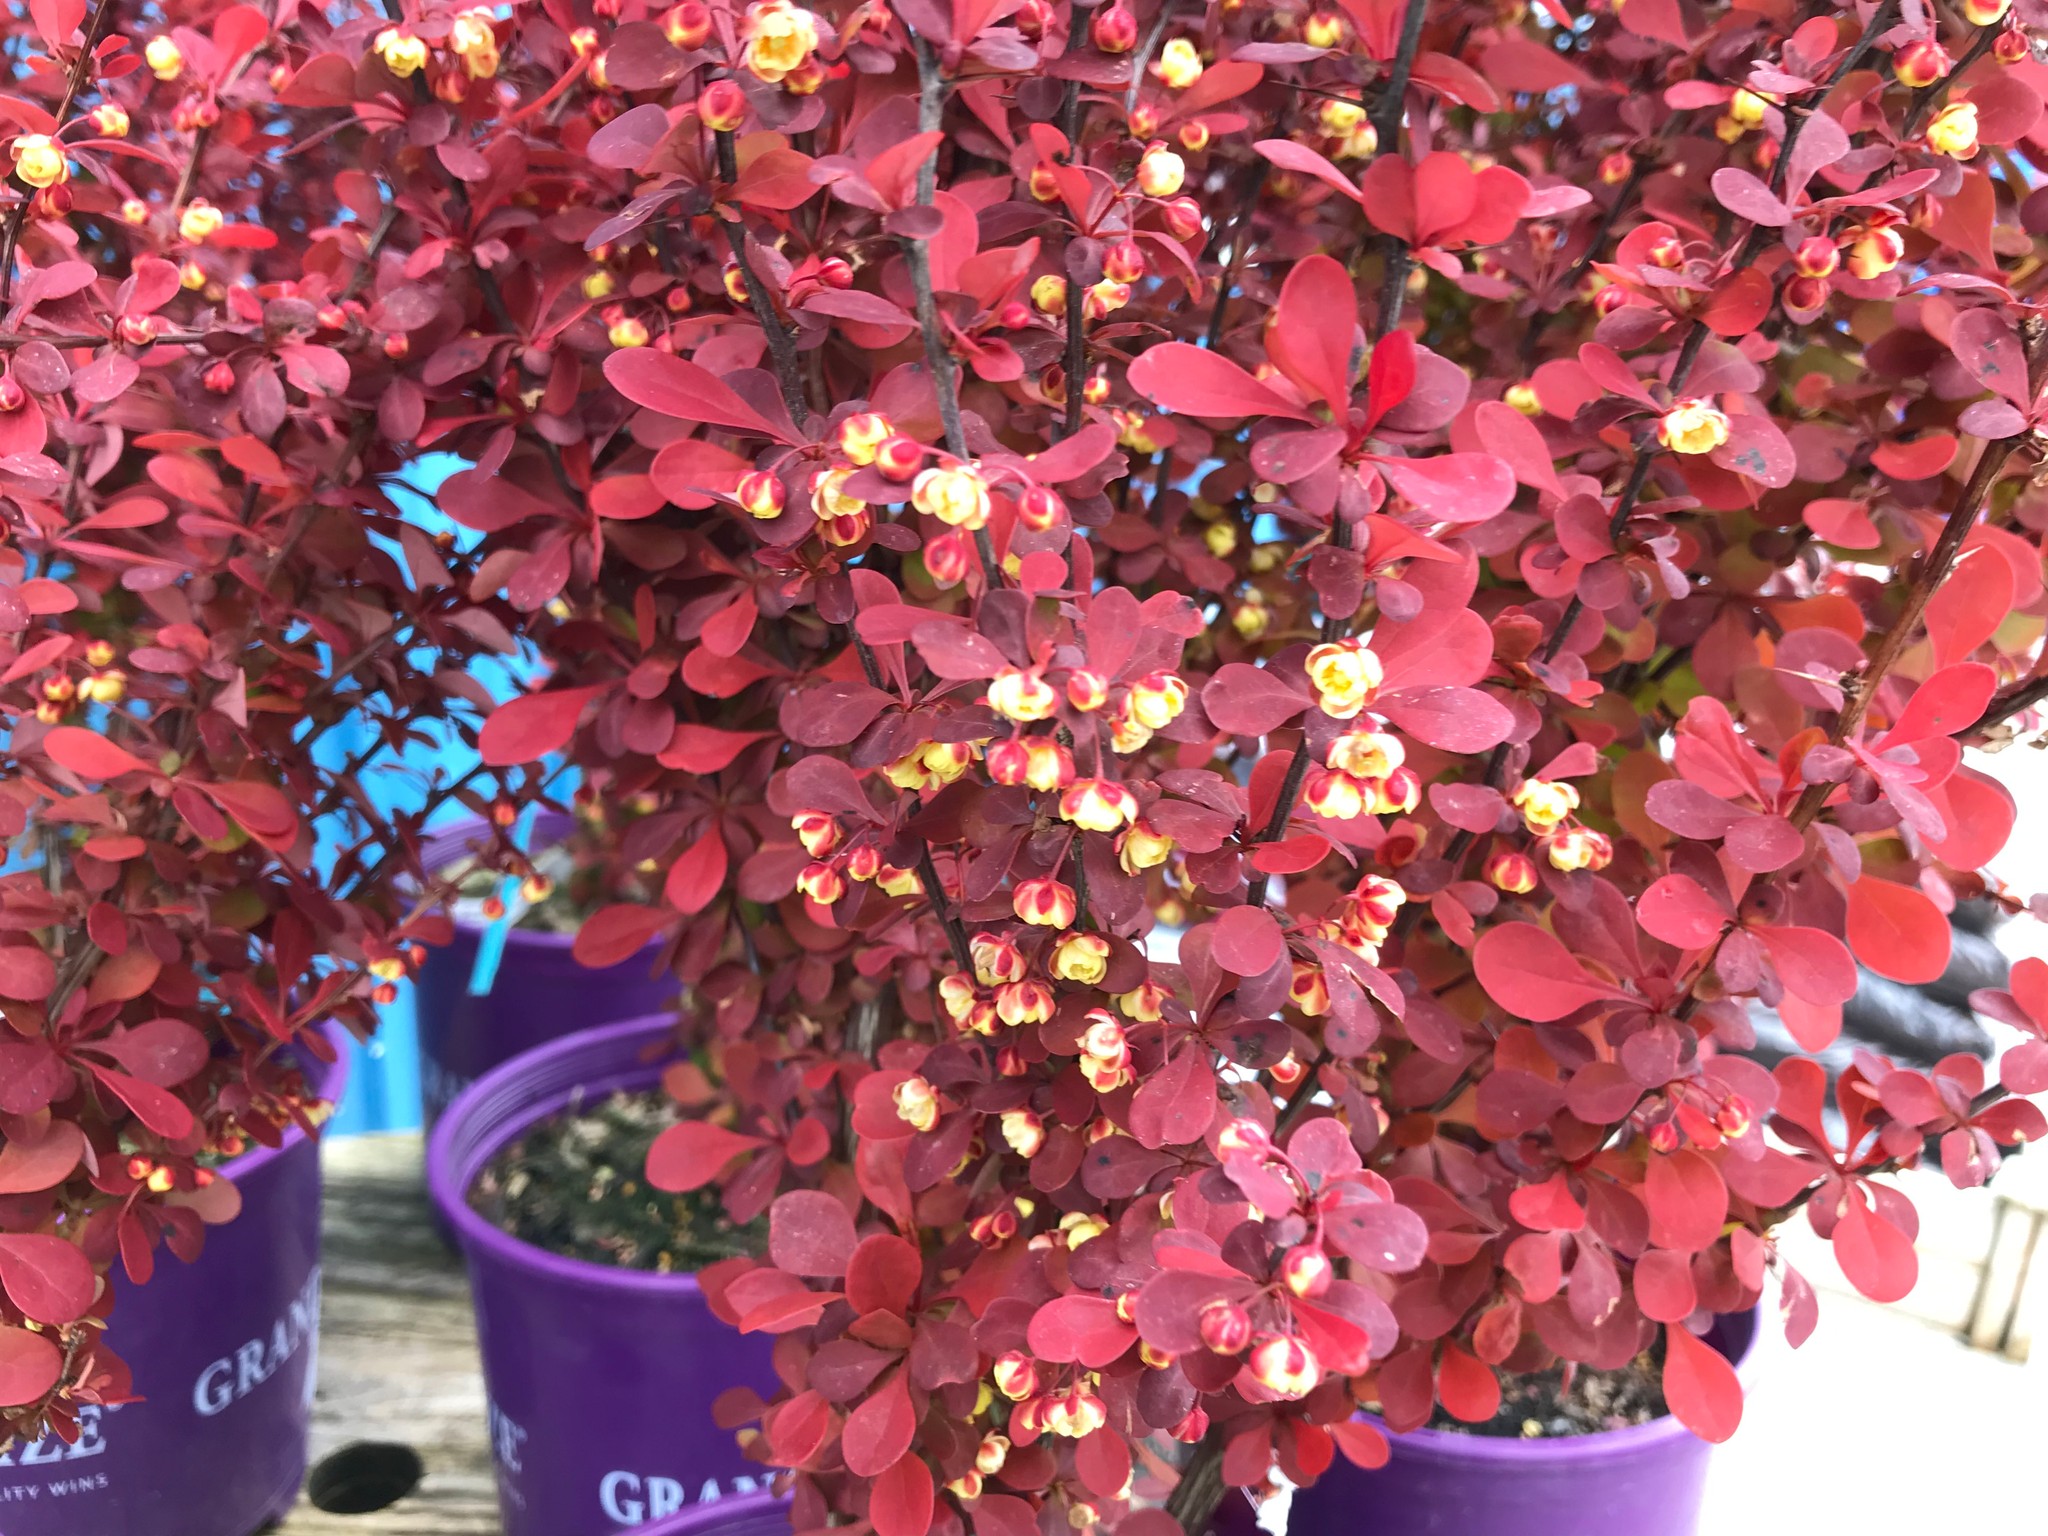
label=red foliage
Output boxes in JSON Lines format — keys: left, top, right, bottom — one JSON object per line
{"left": 11, "top": 0, "right": 2048, "bottom": 1531}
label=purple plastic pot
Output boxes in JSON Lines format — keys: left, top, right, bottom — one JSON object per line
{"left": 638, "top": 1491, "right": 792, "bottom": 1536}
{"left": 0, "top": 1026, "right": 348, "bottom": 1536}
{"left": 415, "top": 812, "right": 678, "bottom": 1128}
{"left": 1287, "top": 1309, "right": 1760, "bottom": 1536}
{"left": 429, "top": 1014, "right": 780, "bottom": 1536}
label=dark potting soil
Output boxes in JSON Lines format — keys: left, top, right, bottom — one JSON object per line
{"left": 1423, "top": 1348, "right": 1668, "bottom": 1437}
{"left": 469, "top": 1089, "right": 762, "bottom": 1272}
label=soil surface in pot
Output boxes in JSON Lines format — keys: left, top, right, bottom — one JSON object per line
{"left": 469, "top": 1089, "right": 761, "bottom": 1270}
{"left": 1419, "top": 1348, "right": 1668, "bottom": 1438}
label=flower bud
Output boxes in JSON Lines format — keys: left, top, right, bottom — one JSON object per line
{"left": 146, "top": 36, "right": 183, "bottom": 80}
{"left": 947, "top": 1471, "right": 983, "bottom": 1501}
{"left": 1963, "top": 0, "right": 2010, "bottom": 22}
{"left": 664, "top": 2, "right": 713, "bottom": 46}
{"left": 1658, "top": 397, "right": 1731, "bottom": 456}
{"left": 989, "top": 667, "right": 1059, "bottom": 722}
{"left": 1153, "top": 37, "right": 1203, "bottom": 89}
{"left": 699, "top": 78, "right": 749, "bottom": 132}
{"left": 1280, "top": 1246, "right": 1334, "bottom": 1299}
{"left": 1199, "top": 1299, "right": 1253, "bottom": 1354}
{"left": 1791, "top": 235, "right": 1840, "bottom": 279}
{"left": 1845, "top": 225, "right": 1905, "bottom": 279}
{"left": 988, "top": 738, "right": 1034, "bottom": 786}
{"left": 1171, "top": 1408, "right": 1210, "bottom": 1443}
{"left": 736, "top": 469, "right": 786, "bottom": 519}
{"left": 1126, "top": 671, "right": 1188, "bottom": 728}
{"left": 1217, "top": 1118, "right": 1270, "bottom": 1156}
{"left": 1247, "top": 1333, "right": 1320, "bottom": 1398}
{"left": 997, "top": 979, "right": 1055, "bottom": 1026}
{"left": 1368, "top": 766, "right": 1422, "bottom": 817}
{"left": 1136, "top": 143, "right": 1186, "bottom": 197}
{"left": 1504, "top": 381, "right": 1542, "bottom": 416}
{"left": 976, "top": 1433, "right": 1011, "bottom": 1475}
{"left": 797, "top": 861, "right": 846, "bottom": 904}
{"left": 1025, "top": 738, "right": 1076, "bottom": 791}
{"left": 88, "top": 104, "right": 129, "bottom": 139}
{"left": 609, "top": 316, "right": 651, "bottom": 349}
{"left": 1117, "top": 981, "right": 1167, "bottom": 1021}
{"left": 1178, "top": 120, "right": 1211, "bottom": 153}
{"left": 1892, "top": 38, "right": 1952, "bottom": 87}
{"left": 179, "top": 199, "right": 225, "bottom": 243}
{"left": 1647, "top": 1118, "right": 1682, "bottom": 1154}
{"left": 873, "top": 434, "right": 924, "bottom": 483}
{"left": 1303, "top": 9, "right": 1345, "bottom": 47}
{"left": 1544, "top": 825, "right": 1613, "bottom": 873}
{"left": 992, "top": 1350, "right": 1039, "bottom": 1399}
{"left": 1162, "top": 196, "right": 1204, "bottom": 240}
{"left": 1727, "top": 87, "right": 1769, "bottom": 127}
{"left": 1511, "top": 777, "right": 1579, "bottom": 831}
{"left": 1484, "top": 849, "right": 1539, "bottom": 895}
{"left": 1327, "top": 728, "right": 1404, "bottom": 780}
{"left": 1091, "top": 2, "right": 1138, "bottom": 53}
{"left": 1303, "top": 767, "right": 1366, "bottom": 822}
{"left": 116, "top": 315, "right": 158, "bottom": 346}
{"left": 893, "top": 1075, "right": 941, "bottom": 1132}
{"left": 1015, "top": 0, "right": 1053, "bottom": 38}
{"left": 791, "top": 811, "right": 840, "bottom": 857}
{"left": 1002, "top": 1109, "right": 1047, "bottom": 1158}
{"left": 972, "top": 931, "right": 1026, "bottom": 986}
{"left": 1995, "top": 24, "right": 2030, "bottom": 64}
{"left": 1102, "top": 238, "right": 1147, "bottom": 286}
{"left": 1597, "top": 151, "right": 1632, "bottom": 185}
{"left": 1013, "top": 876, "right": 1078, "bottom": 928}
{"left": 1058, "top": 1213, "right": 1109, "bottom": 1251}
{"left": 1783, "top": 275, "right": 1830, "bottom": 315}
{"left": 836, "top": 411, "right": 893, "bottom": 466}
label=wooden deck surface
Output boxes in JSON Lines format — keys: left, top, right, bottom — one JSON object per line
{"left": 274, "top": 1131, "right": 501, "bottom": 1534}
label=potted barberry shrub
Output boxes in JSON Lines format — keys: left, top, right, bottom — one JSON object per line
{"left": 0, "top": 0, "right": 529, "bottom": 1521}
{"left": 464, "top": 3, "right": 2048, "bottom": 1536}
{"left": 427, "top": 1015, "right": 779, "bottom": 1536}
{"left": 414, "top": 797, "right": 681, "bottom": 1126}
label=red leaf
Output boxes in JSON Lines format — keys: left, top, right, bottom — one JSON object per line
{"left": 1473, "top": 923, "right": 1628, "bottom": 1022}
{"left": 604, "top": 348, "right": 795, "bottom": 440}
{"left": 43, "top": 726, "right": 154, "bottom": 780}
{"left": 1029, "top": 1295, "right": 1138, "bottom": 1367}
{"left": 1662, "top": 1324, "right": 1742, "bottom": 1443}
{"left": 1436, "top": 1342, "right": 1501, "bottom": 1423}
{"left": 1329, "top": 1419, "right": 1390, "bottom": 1470}
{"left": 0, "top": 1325, "right": 61, "bottom": 1408}
{"left": 660, "top": 725, "right": 774, "bottom": 773}
{"left": 0, "top": 1120, "right": 84, "bottom": 1194}
{"left": 1201, "top": 662, "right": 1313, "bottom": 735}
{"left": 1636, "top": 874, "right": 1729, "bottom": 949}
{"left": 1377, "top": 685, "right": 1516, "bottom": 752}
{"left": 1371, "top": 453, "right": 1515, "bottom": 524}
{"left": 1074, "top": 1427, "right": 1133, "bottom": 1500}
{"left": 1211, "top": 906, "right": 1285, "bottom": 976}
{"left": 1633, "top": 1249, "right": 1698, "bottom": 1323}
{"left": 1756, "top": 926, "right": 1857, "bottom": 1006}
{"left": 841, "top": 1370, "right": 917, "bottom": 1477}
{"left": 82, "top": 1018, "right": 208, "bottom": 1086}
{"left": 572, "top": 903, "right": 673, "bottom": 968}
{"left": 1129, "top": 1044, "right": 1218, "bottom": 1150}
{"left": 0, "top": 946, "right": 55, "bottom": 1002}
{"left": 664, "top": 830, "right": 729, "bottom": 917}
{"left": 0, "top": 1234, "right": 95, "bottom": 1325}
{"left": 1845, "top": 877, "right": 1950, "bottom": 984}
{"left": 1126, "top": 343, "right": 1315, "bottom": 421}
{"left": 846, "top": 1233, "right": 923, "bottom": 1316}
{"left": 1832, "top": 1191, "right": 1918, "bottom": 1303}
{"left": 478, "top": 685, "right": 606, "bottom": 766}
{"left": 870, "top": 1451, "right": 934, "bottom": 1536}
{"left": 1644, "top": 1150, "right": 1727, "bottom": 1253}
{"left": 646, "top": 1120, "right": 765, "bottom": 1192}
{"left": 1507, "top": 1171, "right": 1585, "bottom": 1233}
{"left": 769, "top": 1189, "right": 859, "bottom": 1277}
{"left": 1252, "top": 138, "right": 1364, "bottom": 205}
{"left": 1268, "top": 254, "right": 1357, "bottom": 409}
{"left": 85, "top": 1062, "right": 193, "bottom": 1140}
{"left": 701, "top": 590, "right": 758, "bottom": 658}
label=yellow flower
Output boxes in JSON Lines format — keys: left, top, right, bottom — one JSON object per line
{"left": 1511, "top": 777, "right": 1579, "bottom": 831}
{"left": 1926, "top": 100, "right": 1979, "bottom": 159}
{"left": 1116, "top": 819, "right": 1174, "bottom": 874}
{"left": 893, "top": 1075, "right": 940, "bottom": 1132}
{"left": 1545, "top": 826, "right": 1613, "bottom": 872}
{"left": 1051, "top": 931, "right": 1112, "bottom": 985}
{"left": 450, "top": 11, "right": 501, "bottom": 78}
{"left": 374, "top": 27, "right": 429, "bottom": 78}
{"left": 178, "top": 200, "right": 225, "bottom": 243}
{"left": 1504, "top": 382, "right": 1542, "bottom": 416}
{"left": 1326, "top": 728, "right": 1403, "bottom": 780}
{"left": 1303, "top": 9, "right": 1346, "bottom": 49}
{"left": 1031, "top": 273, "right": 1068, "bottom": 314}
{"left": 987, "top": 668, "right": 1059, "bottom": 722}
{"left": 911, "top": 463, "right": 991, "bottom": 529}
{"left": 1059, "top": 778, "right": 1139, "bottom": 833}
{"left": 1304, "top": 638, "right": 1383, "bottom": 719}
{"left": 810, "top": 466, "right": 865, "bottom": 521}
{"left": 1657, "top": 398, "right": 1730, "bottom": 455}
{"left": 88, "top": 104, "right": 129, "bottom": 139}
{"left": 740, "top": 0, "right": 820, "bottom": 85}
{"left": 1203, "top": 521, "right": 1237, "bottom": 557}
{"left": 146, "top": 36, "right": 183, "bottom": 81}
{"left": 10, "top": 135, "right": 65, "bottom": 189}
{"left": 608, "top": 316, "right": 650, "bottom": 348}
{"left": 1727, "top": 88, "right": 1768, "bottom": 126}
{"left": 1126, "top": 671, "right": 1187, "bottom": 729}
{"left": 1152, "top": 38, "right": 1203, "bottom": 90}
{"left": 1319, "top": 99, "right": 1365, "bottom": 135}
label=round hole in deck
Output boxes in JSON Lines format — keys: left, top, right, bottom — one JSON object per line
{"left": 306, "top": 1441, "right": 425, "bottom": 1514}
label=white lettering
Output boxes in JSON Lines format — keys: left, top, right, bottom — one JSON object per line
{"left": 648, "top": 1477, "right": 683, "bottom": 1518}
{"left": 487, "top": 1400, "right": 528, "bottom": 1474}
{"left": 194, "top": 1360, "right": 235, "bottom": 1417}
{"left": 600, "top": 1470, "right": 645, "bottom": 1523}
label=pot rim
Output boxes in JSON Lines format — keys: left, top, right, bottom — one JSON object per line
{"left": 232, "top": 1018, "right": 353, "bottom": 1184}
{"left": 1347, "top": 1306, "right": 1762, "bottom": 1465}
{"left": 425, "top": 1012, "right": 712, "bottom": 1298}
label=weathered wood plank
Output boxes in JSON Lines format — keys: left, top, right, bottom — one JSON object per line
{"left": 273, "top": 1132, "right": 502, "bottom": 1534}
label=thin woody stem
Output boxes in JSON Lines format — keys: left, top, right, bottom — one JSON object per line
{"left": 714, "top": 127, "right": 810, "bottom": 427}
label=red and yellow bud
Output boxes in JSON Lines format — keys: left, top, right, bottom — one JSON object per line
{"left": 1280, "top": 1246, "right": 1334, "bottom": 1299}
{"left": 1116, "top": 819, "right": 1174, "bottom": 874}
{"left": 992, "top": 1350, "right": 1039, "bottom": 1399}
{"left": 736, "top": 469, "right": 786, "bottom": 519}
{"left": 796, "top": 861, "right": 846, "bottom": 905}
{"left": 1485, "top": 849, "right": 1540, "bottom": 894}
{"left": 1512, "top": 777, "right": 1579, "bottom": 831}
{"left": 893, "top": 1075, "right": 941, "bottom": 1132}
{"left": 1289, "top": 961, "right": 1330, "bottom": 1017}
{"left": 1199, "top": 1299, "right": 1253, "bottom": 1354}
{"left": 912, "top": 463, "right": 993, "bottom": 529}
{"left": 1091, "top": 1, "right": 1138, "bottom": 52}
{"left": 1013, "top": 876, "right": 1079, "bottom": 928}
{"left": 1247, "top": 1333, "right": 1320, "bottom": 1398}
{"left": 1152, "top": 37, "right": 1203, "bottom": 88}
{"left": 1136, "top": 143, "right": 1185, "bottom": 196}
{"left": 1059, "top": 777, "right": 1139, "bottom": 833}
{"left": 1545, "top": 825, "right": 1613, "bottom": 872}
{"left": 1892, "top": 38, "right": 1951, "bottom": 87}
